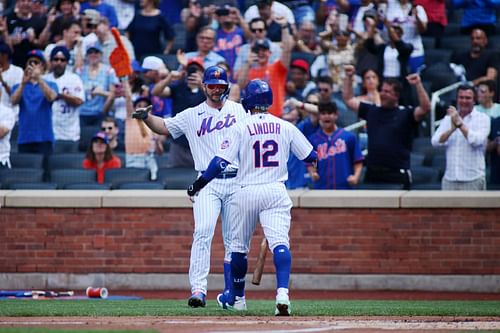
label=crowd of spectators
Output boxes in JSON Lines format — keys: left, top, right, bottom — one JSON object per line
{"left": 0, "top": 0, "right": 499, "bottom": 190}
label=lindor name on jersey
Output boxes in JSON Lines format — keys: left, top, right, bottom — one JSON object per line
{"left": 247, "top": 122, "right": 281, "bottom": 136}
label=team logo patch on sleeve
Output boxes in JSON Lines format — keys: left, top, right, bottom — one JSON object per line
{"left": 221, "top": 139, "right": 230, "bottom": 149}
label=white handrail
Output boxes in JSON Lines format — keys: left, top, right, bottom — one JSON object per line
{"left": 345, "top": 119, "right": 367, "bottom": 132}
{"left": 430, "top": 81, "right": 463, "bottom": 136}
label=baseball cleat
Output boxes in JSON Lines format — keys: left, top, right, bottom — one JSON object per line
{"left": 188, "top": 291, "right": 206, "bottom": 308}
{"left": 217, "top": 293, "right": 247, "bottom": 311}
{"left": 275, "top": 293, "right": 291, "bottom": 316}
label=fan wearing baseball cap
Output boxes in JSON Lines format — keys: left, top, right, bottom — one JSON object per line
{"left": 286, "top": 59, "right": 316, "bottom": 101}
{"left": 11, "top": 50, "right": 59, "bottom": 168}
{"left": 236, "top": 15, "right": 293, "bottom": 117}
{"left": 46, "top": 45, "right": 85, "bottom": 153}
{"left": 83, "top": 131, "right": 122, "bottom": 183}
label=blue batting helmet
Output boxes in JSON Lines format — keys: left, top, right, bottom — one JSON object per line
{"left": 202, "top": 65, "right": 229, "bottom": 85}
{"left": 241, "top": 79, "right": 273, "bottom": 112}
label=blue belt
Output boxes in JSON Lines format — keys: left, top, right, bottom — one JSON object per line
{"left": 216, "top": 171, "right": 237, "bottom": 179}
{"left": 201, "top": 170, "right": 238, "bottom": 179}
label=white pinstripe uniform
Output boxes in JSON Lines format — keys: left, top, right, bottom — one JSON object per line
{"left": 216, "top": 112, "right": 313, "bottom": 253}
{"left": 163, "top": 100, "right": 248, "bottom": 295}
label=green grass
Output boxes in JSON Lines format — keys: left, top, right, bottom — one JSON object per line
{"left": 1, "top": 299, "right": 499, "bottom": 317}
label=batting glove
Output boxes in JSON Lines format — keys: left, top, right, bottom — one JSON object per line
{"left": 132, "top": 105, "right": 152, "bottom": 120}
{"left": 187, "top": 177, "right": 209, "bottom": 197}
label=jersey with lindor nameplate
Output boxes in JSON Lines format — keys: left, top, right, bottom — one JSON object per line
{"left": 217, "top": 112, "right": 313, "bottom": 185}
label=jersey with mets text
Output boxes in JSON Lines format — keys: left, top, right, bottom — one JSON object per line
{"left": 163, "top": 100, "right": 248, "bottom": 172}
{"left": 217, "top": 113, "right": 313, "bottom": 185}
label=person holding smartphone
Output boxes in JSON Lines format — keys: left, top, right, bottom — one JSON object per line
{"left": 11, "top": 50, "right": 58, "bottom": 172}
{"left": 151, "top": 58, "right": 206, "bottom": 168}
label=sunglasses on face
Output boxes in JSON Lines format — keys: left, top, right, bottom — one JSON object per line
{"left": 28, "top": 60, "right": 41, "bottom": 66}
{"left": 251, "top": 28, "right": 265, "bottom": 33}
{"left": 319, "top": 88, "right": 330, "bottom": 92}
{"left": 52, "top": 57, "right": 67, "bottom": 63}
{"left": 101, "top": 126, "right": 114, "bottom": 131}
{"left": 206, "top": 84, "right": 226, "bottom": 90}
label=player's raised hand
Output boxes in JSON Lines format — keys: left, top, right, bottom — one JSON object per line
{"left": 132, "top": 105, "right": 152, "bottom": 120}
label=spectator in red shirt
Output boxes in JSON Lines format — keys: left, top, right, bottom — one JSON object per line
{"left": 83, "top": 131, "right": 121, "bottom": 183}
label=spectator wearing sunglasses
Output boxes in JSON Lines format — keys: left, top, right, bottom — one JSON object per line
{"left": 44, "top": 19, "right": 82, "bottom": 70}
{"left": 233, "top": 17, "right": 281, "bottom": 74}
{"left": 46, "top": 45, "right": 85, "bottom": 153}
{"left": 100, "top": 116, "right": 124, "bottom": 152}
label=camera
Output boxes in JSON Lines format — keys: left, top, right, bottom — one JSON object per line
{"left": 215, "top": 8, "right": 229, "bottom": 16}
{"left": 187, "top": 65, "right": 198, "bottom": 76}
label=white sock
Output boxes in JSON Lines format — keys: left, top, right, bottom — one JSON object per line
{"left": 277, "top": 287, "right": 289, "bottom": 295}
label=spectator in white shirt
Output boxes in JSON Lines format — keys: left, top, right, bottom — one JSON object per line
{"left": 45, "top": 45, "right": 85, "bottom": 153}
{"left": 0, "top": 42, "right": 23, "bottom": 118}
{"left": 431, "top": 84, "right": 491, "bottom": 190}
{"left": 0, "top": 99, "right": 16, "bottom": 169}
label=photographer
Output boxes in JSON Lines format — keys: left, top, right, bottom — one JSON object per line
{"left": 151, "top": 59, "right": 205, "bottom": 167}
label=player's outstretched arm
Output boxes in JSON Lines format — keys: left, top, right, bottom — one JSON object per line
{"left": 132, "top": 105, "right": 170, "bottom": 136}
{"left": 187, "top": 156, "right": 229, "bottom": 197}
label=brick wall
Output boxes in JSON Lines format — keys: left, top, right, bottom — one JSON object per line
{"left": 2, "top": 207, "right": 499, "bottom": 275}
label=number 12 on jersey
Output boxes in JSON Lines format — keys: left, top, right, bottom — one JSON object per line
{"left": 253, "top": 140, "right": 279, "bottom": 167}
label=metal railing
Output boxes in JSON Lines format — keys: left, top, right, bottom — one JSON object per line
{"left": 430, "top": 81, "right": 463, "bottom": 136}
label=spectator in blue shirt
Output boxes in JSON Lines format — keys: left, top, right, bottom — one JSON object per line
{"left": 11, "top": 50, "right": 58, "bottom": 165}
{"left": 80, "top": 0, "right": 118, "bottom": 28}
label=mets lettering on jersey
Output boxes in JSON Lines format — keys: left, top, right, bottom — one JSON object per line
{"left": 247, "top": 122, "right": 281, "bottom": 136}
{"left": 197, "top": 114, "right": 237, "bottom": 136}
{"left": 316, "top": 139, "right": 347, "bottom": 160}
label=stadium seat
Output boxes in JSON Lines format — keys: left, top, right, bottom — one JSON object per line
{"left": 171, "top": 23, "right": 186, "bottom": 54}
{"left": 0, "top": 168, "right": 45, "bottom": 189}
{"left": 158, "top": 54, "right": 180, "bottom": 71}
{"left": 9, "top": 123, "right": 18, "bottom": 153}
{"left": 443, "top": 22, "right": 461, "bottom": 36}
{"left": 104, "top": 168, "right": 150, "bottom": 189}
{"left": 423, "top": 49, "right": 452, "bottom": 66}
{"left": 63, "top": 183, "right": 111, "bottom": 190}
{"left": 412, "top": 183, "right": 441, "bottom": 190}
{"left": 54, "top": 141, "right": 80, "bottom": 154}
{"left": 441, "top": 36, "right": 470, "bottom": 54}
{"left": 79, "top": 125, "right": 100, "bottom": 152}
{"left": 420, "top": 62, "right": 458, "bottom": 92}
{"left": 157, "top": 167, "right": 198, "bottom": 189}
{"left": 117, "top": 182, "right": 165, "bottom": 189}
{"left": 356, "top": 183, "right": 405, "bottom": 190}
{"left": 410, "top": 152, "right": 425, "bottom": 168}
{"left": 10, "top": 153, "right": 44, "bottom": 169}
{"left": 430, "top": 154, "right": 446, "bottom": 171}
{"left": 48, "top": 153, "right": 85, "bottom": 170}
{"left": 50, "top": 169, "right": 97, "bottom": 188}
{"left": 9, "top": 182, "right": 58, "bottom": 190}
{"left": 411, "top": 166, "right": 440, "bottom": 185}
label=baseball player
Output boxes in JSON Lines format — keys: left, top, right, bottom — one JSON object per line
{"left": 132, "top": 66, "right": 248, "bottom": 308}
{"left": 188, "top": 79, "right": 317, "bottom": 315}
